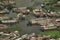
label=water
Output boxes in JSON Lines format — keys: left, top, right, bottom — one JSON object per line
{"left": 15, "top": 0, "right": 42, "bottom": 7}
{"left": 5, "top": 0, "right": 43, "bottom": 35}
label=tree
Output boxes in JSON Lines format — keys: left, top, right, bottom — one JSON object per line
{"left": 27, "top": 6, "right": 36, "bottom": 11}
{"left": 7, "top": 5, "right": 16, "bottom": 10}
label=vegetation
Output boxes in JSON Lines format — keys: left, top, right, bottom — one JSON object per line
{"left": 0, "top": 34, "right": 9, "bottom": 38}
{"left": 43, "top": 30, "right": 60, "bottom": 38}
{"left": 27, "top": 6, "right": 36, "bottom": 11}
{"left": 43, "top": 6, "right": 55, "bottom": 11}
{"left": 42, "top": 0, "right": 58, "bottom": 4}
{"left": 42, "top": 0, "right": 60, "bottom": 11}
{"left": 0, "top": 14, "right": 4, "bottom": 17}
{"left": 0, "top": 26, "right": 21, "bottom": 32}
{"left": 7, "top": 5, "right": 16, "bottom": 10}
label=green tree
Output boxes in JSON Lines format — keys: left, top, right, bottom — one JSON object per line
{"left": 27, "top": 6, "right": 36, "bottom": 11}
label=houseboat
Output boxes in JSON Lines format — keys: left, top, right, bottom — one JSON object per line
{"left": 0, "top": 16, "right": 9, "bottom": 20}
{"left": 1, "top": 18, "right": 18, "bottom": 23}
{"left": 19, "top": 7, "right": 30, "bottom": 15}
{"left": 37, "top": 35, "right": 51, "bottom": 40}
{"left": 0, "top": 24, "right": 8, "bottom": 29}
{"left": 33, "top": 9, "right": 46, "bottom": 17}
{"left": 57, "top": 1, "right": 60, "bottom": 5}
{"left": 0, "top": 9, "right": 9, "bottom": 14}
{"left": 55, "top": 18, "right": 60, "bottom": 27}
{"left": 3, "top": 0, "right": 15, "bottom": 5}
{"left": 12, "top": 8, "right": 20, "bottom": 13}
{"left": 12, "top": 7, "right": 30, "bottom": 14}
{"left": 40, "top": 25, "right": 57, "bottom": 31}
{"left": 0, "top": 2, "right": 4, "bottom": 6}
{"left": 29, "top": 18, "right": 55, "bottom": 26}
